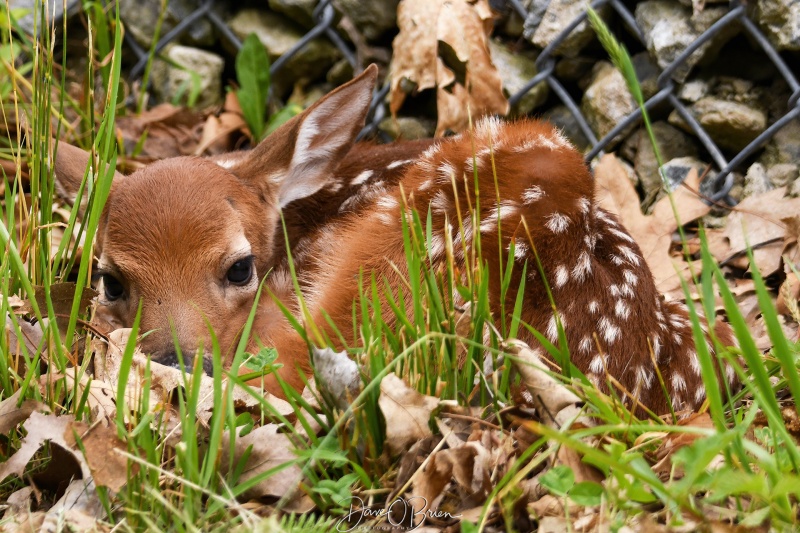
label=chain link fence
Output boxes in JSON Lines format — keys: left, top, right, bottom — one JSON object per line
{"left": 123, "top": 0, "right": 800, "bottom": 205}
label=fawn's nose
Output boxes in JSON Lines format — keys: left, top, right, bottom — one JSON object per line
{"left": 150, "top": 348, "right": 214, "bottom": 376}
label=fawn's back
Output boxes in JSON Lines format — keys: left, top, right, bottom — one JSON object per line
{"left": 54, "top": 65, "right": 737, "bottom": 415}
{"left": 282, "top": 116, "right": 737, "bottom": 415}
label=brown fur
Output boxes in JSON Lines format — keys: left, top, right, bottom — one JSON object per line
{"left": 55, "top": 66, "right": 738, "bottom": 415}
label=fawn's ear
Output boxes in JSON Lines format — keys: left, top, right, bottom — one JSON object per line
{"left": 53, "top": 141, "right": 123, "bottom": 212}
{"left": 232, "top": 64, "right": 378, "bottom": 208}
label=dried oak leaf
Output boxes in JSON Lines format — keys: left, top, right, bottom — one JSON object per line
{"left": 594, "top": 154, "right": 711, "bottom": 292}
{"left": 505, "top": 340, "right": 590, "bottom": 429}
{"left": 93, "top": 328, "right": 292, "bottom": 428}
{"left": 408, "top": 441, "right": 492, "bottom": 516}
{"left": 0, "top": 412, "right": 89, "bottom": 483}
{"left": 222, "top": 424, "right": 303, "bottom": 502}
{"left": 390, "top": 0, "right": 508, "bottom": 136}
{"left": 718, "top": 188, "right": 800, "bottom": 277}
{"left": 0, "top": 388, "right": 50, "bottom": 435}
{"left": 379, "top": 373, "right": 439, "bottom": 456}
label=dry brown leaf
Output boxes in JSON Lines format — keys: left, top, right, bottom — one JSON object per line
{"left": 594, "top": 154, "right": 711, "bottom": 292}
{"left": 651, "top": 412, "right": 715, "bottom": 475}
{"left": 195, "top": 92, "right": 248, "bottom": 155}
{"left": 4, "top": 314, "right": 44, "bottom": 357}
{"left": 379, "top": 373, "right": 439, "bottom": 456}
{"left": 778, "top": 268, "right": 800, "bottom": 319}
{"left": 94, "top": 329, "right": 292, "bottom": 426}
{"left": 0, "top": 388, "right": 50, "bottom": 435}
{"left": 222, "top": 424, "right": 303, "bottom": 501}
{"left": 721, "top": 188, "right": 800, "bottom": 276}
{"left": 390, "top": 0, "right": 508, "bottom": 136}
{"left": 42, "top": 478, "right": 106, "bottom": 532}
{"left": 81, "top": 424, "right": 133, "bottom": 493}
{"left": 116, "top": 103, "right": 204, "bottom": 161}
{"left": 505, "top": 340, "right": 590, "bottom": 428}
{"left": 408, "top": 442, "right": 491, "bottom": 516}
{"left": 0, "top": 412, "right": 89, "bottom": 483}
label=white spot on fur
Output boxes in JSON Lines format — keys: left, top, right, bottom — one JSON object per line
{"left": 598, "top": 317, "right": 620, "bottom": 344}
{"left": 725, "top": 363, "right": 735, "bottom": 383}
{"left": 545, "top": 213, "right": 571, "bottom": 234}
{"left": 617, "top": 246, "right": 641, "bottom": 266}
{"left": 423, "top": 143, "right": 440, "bottom": 158}
{"left": 609, "top": 227, "right": 636, "bottom": 243}
{"left": 480, "top": 201, "right": 519, "bottom": 233}
{"left": 614, "top": 300, "right": 630, "bottom": 320}
{"left": 636, "top": 366, "right": 654, "bottom": 390}
{"left": 584, "top": 233, "right": 597, "bottom": 250}
{"left": 554, "top": 265, "right": 569, "bottom": 288}
{"left": 671, "top": 373, "right": 687, "bottom": 393}
{"left": 377, "top": 196, "right": 398, "bottom": 210}
{"left": 610, "top": 254, "right": 625, "bottom": 266}
{"left": 588, "top": 300, "right": 599, "bottom": 314}
{"left": 579, "top": 336, "right": 592, "bottom": 353}
{"left": 431, "top": 190, "right": 450, "bottom": 213}
{"left": 655, "top": 310, "right": 665, "bottom": 321}
{"left": 589, "top": 354, "right": 607, "bottom": 374}
{"left": 623, "top": 270, "right": 638, "bottom": 286}
{"left": 572, "top": 251, "right": 592, "bottom": 281}
{"left": 673, "top": 332, "right": 683, "bottom": 345}
{"left": 653, "top": 335, "right": 662, "bottom": 359}
{"left": 545, "top": 312, "right": 566, "bottom": 342}
{"left": 522, "top": 185, "right": 545, "bottom": 204}
{"left": 419, "top": 179, "right": 434, "bottom": 191}
{"left": 351, "top": 170, "right": 374, "bottom": 186}
{"left": 428, "top": 235, "right": 445, "bottom": 259}
{"left": 437, "top": 162, "right": 456, "bottom": 183}
{"left": 594, "top": 209, "right": 617, "bottom": 226}
{"left": 577, "top": 197, "right": 590, "bottom": 214}
{"left": 513, "top": 241, "right": 529, "bottom": 261}
{"left": 688, "top": 351, "right": 701, "bottom": 375}
{"left": 387, "top": 159, "right": 412, "bottom": 170}
{"left": 475, "top": 116, "right": 501, "bottom": 141}
{"left": 215, "top": 158, "right": 237, "bottom": 169}
{"left": 694, "top": 385, "right": 706, "bottom": 404}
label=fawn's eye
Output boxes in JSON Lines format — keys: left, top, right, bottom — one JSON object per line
{"left": 102, "top": 275, "right": 125, "bottom": 301}
{"left": 226, "top": 256, "right": 254, "bottom": 285}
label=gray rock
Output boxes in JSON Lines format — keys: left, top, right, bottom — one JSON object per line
{"left": 228, "top": 9, "right": 340, "bottom": 98}
{"left": 542, "top": 105, "right": 591, "bottom": 152}
{"left": 268, "top": 0, "right": 317, "bottom": 29}
{"left": 580, "top": 62, "right": 636, "bottom": 145}
{"left": 378, "top": 116, "right": 436, "bottom": 141}
{"left": 767, "top": 163, "right": 800, "bottom": 187}
{"left": 488, "top": 39, "right": 548, "bottom": 116}
{"left": 743, "top": 162, "right": 773, "bottom": 198}
{"left": 760, "top": 118, "right": 800, "bottom": 166}
{"left": 754, "top": 0, "right": 800, "bottom": 51}
{"left": 9, "top": 0, "right": 80, "bottom": 35}
{"left": 669, "top": 97, "right": 767, "bottom": 152}
{"left": 635, "top": 1, "right": 738, "bottom": 82}
{"left": 526, "top": 0, "right": 608, "bottom": 57}
{"left": 631, "top": 122, "right": 699, "bottom": 197}
{"left": 661, "top": 156, "right": 717, "bottom": 194}
{"left": 333, "top": 0, "right": 399, "bottom": 42}
{"left": 150, "top": 45, "right": 224, "bottom": 109}
{"left": 789, "top": 176, "right": 800, "bottom": 197}
{"left": 678, "top": 79, "right": 710, "bottom": 103}
{"left": 119, "top": 0, "right": 214, "bottom": 48}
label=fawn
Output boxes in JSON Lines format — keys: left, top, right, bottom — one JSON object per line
{"left": 55, "top": 64, "right": 737, "bottom": 415}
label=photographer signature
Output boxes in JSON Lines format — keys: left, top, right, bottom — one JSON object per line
{"left": 335, "top": 495, "right": 462, "bottom": 531}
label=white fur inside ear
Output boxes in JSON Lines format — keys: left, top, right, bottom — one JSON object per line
{"left": 277, "top": 85, "right": 373, "bottom": 208}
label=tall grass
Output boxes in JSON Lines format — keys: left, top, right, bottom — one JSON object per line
{"left": 1, "top": 2, "right": 799, "bottom": 532}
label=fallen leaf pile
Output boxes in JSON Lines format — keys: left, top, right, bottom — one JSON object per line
{"left": 390, "top": 0, "right": 509, "bottom": 136}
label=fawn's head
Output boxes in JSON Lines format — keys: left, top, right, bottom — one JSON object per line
{"left": 55, "top": 65, "right": 379, "bottom": 371}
